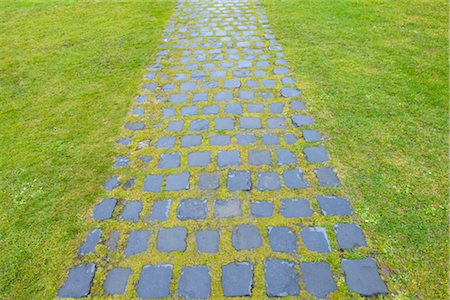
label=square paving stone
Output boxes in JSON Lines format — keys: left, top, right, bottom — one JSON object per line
{"left": 157, "top": 227, "right": 187, "bottom": 252}
{"left": 189, "top": 119, "right": 210, "bottom": 131}
{"left": 268, "top": 226, "right": 297, "bottom": 253}
{"left": 228, "top": 170, "right": 252, "bottom": 191}
{"left": 210, "top": 135, "right": 231, "bottom": 146}
{"left": 300, "top": 262, "right": 337, "bottom": 299}
{"left": 222, "top": 263, "right": 253, "bottom": 297}
{"left": 93, "top": 198, "right": 116, "bottom": 220}
{"left": 218, "top": 150, "right": 241, "bottom": 167}
{"left": 214, "top": 92, "right": 233, "bottom": 102}
{"left": 181, "top": 135, "right": 202, "bottom": 147}
{"left": 262, "top": 134, "right": 280, "bottom": 145}
{"left": 214, "top": 199, "right": 242, "bottom": 218}
{"left": 240, "top": 117, "right": 262, "bottom": 129}
{"left": 158, "top": 153, "right": 181, "bottom": 169}
{"left": 137, "top": 265, "right": 173, "bottom": 298}
{"left": 104, "top": 176, "right": 119, "bottom": 191}
{"left": 113, "top": 156, "right": 129, "bottom": 167}
{"left": 166, "top": 172, "right": 190, "bottom": 191}
{"left": 178, "top": 266, "right": 211, "bottom": 299}
{"left": 316, "top": 195, "right": 353, "bottom": 216}
{"left": 170, "top": 93, "right": 188, "bottom": 104}
{"left": 291, "top": 114, "right": 315, "bottom": 127}
{"left": 125, "top": 230, "right": 151, "bottom": 256}
{"left": 156, "top": 136, "right": 176, "bottom": 149}
{"left": 269, "top": 102, "right": 284, "bottom": 114}
{"left": 122, "top": 201, "right": 142, "bottom": 222}
{"left": 283, "top": 169, "right": 309, "bottom": 189}
{"left": 304, "top": 146, "right": 329, "bottom": 162}
{"left": 232, "top": 224, "right": 262, "bottom": 250}
{"left": 257, "top": 172, "right": 281, "bottom": 191}
{"left": 188, "top": 152, "right": 211, "bottom": 167}
{"left": 251, "top": 201, "right": 274, "bottom": 218}
{"left": 334, "top": 224, "right": 367, "bottom": 250}
{"left": 303, "top": 129, "right": 322, "bottom": 142}
{"left": 143, "top": 175, "right": 164, "bottom": 193}
{"left": 301, "top": 227, "right": 331, "bottom": 253}
{"left": 202, "top": 105, "right": 220, "bottom": 115}
{"left": 341, "top": 258, "right": 388, "bottom": 296}
{"left": 264, "top": 259, "right": 300, "bottom": 297}
{"left": 315, "top": 167, "right": 341, "bottom": 187}
{"left": 58, "top": 264, "right": 96, "bottom": 298}
{"left": 236, "top": 134, "right": 256, "bottom": 145}
{"left": 267, "top": 117, "right": 287, "bottom": 129}
{"left": 247, "top": 103, "right": 264, "bottom": 113}
{"left": 281, "top": 198, "right": 314, "bottom": 218}
{"left": 104, "top": 268, "right": 131, "bottom": 295}
{"left": 78, "top": 228, "right": 101, "bottom": 255}
{"left": 181, "top": 106, "right": 199, "bottom": 116}
{"left": 249, "top": 150, "right": 272, "bottom": 166}
{"left": 168, "top": 120, "right": 185, "bottom": 132}
{"left": 149, "top": 199, "right": 171, "bottom": 221}
{"left": 224, "top": 79, "right": 241, "bottom": 88}
{"left": 276, "top": 149, "right": 297, "bottom": 165}
{"left": 196, "top": 230, "right": 220, "bottom": 253}
{"left": 193, "top": 92, "right": 208, "bottom": 102}
{"left": 198, "top": 172, "right": 220, "bottom": 190}
{"left": 177, "top": 198, "right": 207, "bottom": 220}
{"left": 215, "top": 118, "right": 235, "bottom": 130}
{"left": 225, "top": 103, "right": 243, "bottom": 114}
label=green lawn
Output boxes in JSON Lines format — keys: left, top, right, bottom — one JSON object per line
{"left": 0, "top": 1, "right": 175, "bottom": 298}
{"left": 262, "top": 0, "right": 448, "bottom": 298}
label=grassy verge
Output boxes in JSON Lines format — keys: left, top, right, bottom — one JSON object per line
{"left": 262, "top": 0, "right": 448, "bottom": 298}
{"left": 0, "top": 1, "right": 175, "bottom": 298}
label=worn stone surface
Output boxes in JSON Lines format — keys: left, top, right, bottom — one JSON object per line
{"left": 264, "top": 259, "right": 300, "bottom": 297}
{"left": 257, "top": 172, "right": 281, "bottom": 191}
{"left": 58, "top": 264, "right": 96, "bottom": 298}
{"left": 178, "top": 266, "right": 211, "bottom": 299}
{"left": 196, "top": 230, "right": 220, "bottom": 253}
{"left": 125, "top": 230, "right": 150, "bottom": 256}
{"left": 166, "top": 172, "right": 190, "bottom": 191}
{"left": 148, "top": 199, "right": 171, "bottom": 221}
{"left": 335, "top": 223, "right": 367, "bottom": 249}
{"left": 316, "top": 195, "right": 353, "bottom": 216}
{"left": 78, "top": 228, "right": 101, "bottom": 255}
{"left": 137, "top": 265, "right": 173, "bottom": 298}
{"left": 92, "top": 198, "right": 116, "bottom": 220}
{"left": 281, "top": 198, "right": 313, "bottom": 218}
{"left": 214, "top": 199, "right": 242, "bottom": 218}
{"left": 104, "top": 268, "right": 131, "bottom": 295}
{"left": 232, "top": 224, "right": 262, "bottom": 250}
{"left": 222, "top": 263, "right": 253, "bottom": 297}
{"left": 251, "top": 201, "right": 274, "bottom": 218}
{"left": 315, "top": 167, "right": 341, "bottom": 187}
{"left": 157, "top": 227, "right": 187, "bottom": 252}
{"left": 301, "top": 227, "right": 331, "bottom": 253}
{"left": 268, "top": 226, "right": 297, "bottom": 253}
{"left": 227, "top": 170, "right": 251, "bottom": 191}
{"left": 177, "top": 198, "right": 207, "bottom": 220}
{"left": 122, "top": 201, "right": 142, "bottom": 222}
{"left": 300, "top": 262, "right": 337, "bottom": 298}
{"left": 341, "top": 258, "right": 388, "bottom": 296}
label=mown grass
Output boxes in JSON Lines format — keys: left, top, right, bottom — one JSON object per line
{"left": 262, "top": 0, "right": 448, "bottom": 298}
{"left": 0, "top": 1, "right": 175, "bottom": 298}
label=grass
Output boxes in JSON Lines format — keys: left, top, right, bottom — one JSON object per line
{"left": 261, "top": 0, "right": 448, "bottom": 298}
{"left": 0, "top": 1, "right": 175, "bottom": 298}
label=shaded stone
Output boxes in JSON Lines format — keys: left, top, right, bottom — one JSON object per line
{"left": 156, "top": 136, "right": 176, "bottom": 149}
{"left": 218, "top": 150, "right": 241, "bottom": 167}
{"left": 281, "top": 87, "right": 301, "bottom": 98}
{"left": 214, "top": 199, "right": 242, "bottom": 218}
{"left": 188, "top": 152, "right": 211, "bottom": 167}
{"left": 58, "top": 264, "right": 96, "bottom": 298}
{"left": 215, "top": 118, "right": 234, "bottom": 130}
{"left": 300, "top": 262, "right": 337, "bottom": 299}
{"left": 104, "top": 176, "right": 119, "bottom": 191}
{"left": 177, "top": 198, "right": 207, "bottom": 220}
{"left": 341, "top": 258, "right": 388, "bottom": 296}
{"left": 189, "top": 119, "right": 210, "bottom": 131}
{"left": 264, "top": 259, "right": 299, "bottom": 297}
{"left": 104, "top": 268, "right": 131, "bottom": 295}
{"left": 178, "top": 266, "right": 211, "bottom": 299}
{"left": 257, "top": 172, "right": 281, "bottom": 191}
{"left": 280, "top": 198, "right": 314, "bottom": 218}
{"left": 249, "top": 150, "right": 272, "bottom": 166}
{"left": 315, "top": 167, "right": 341, "bottom": 187}
{"left": 125, "top": 230, "right": 151, "bottom": 256}
{"left": 227, "top": 170, "right": 252, "bottom": 191}
{"left": 113, "top": 156, "right": 129, "bottom": 167}
{"left": 222, "top": 263, "right": 253, "bottom": 297}
{"left": 210, "top": 135, "right": 231, "bottom": 146}
{"left": 240, "top": 117, "right": 262, "bottom": 129}
{"left": 106, "top": 231, "right": 119, "bottom": 252}
{"left": 198, "top": 172, "right": 220, "bottom": 190}
{"left": 78, "top": 228, "right": 101, "bottom": 255}
{"left": 291, "top": 114, "right": 315, "bottom": 127}
{"left": 202, "top": 105, "right": 220, "bottom": 115}
{"left": 122, "top": 201, "right": 142, "bottom": 222}
{"left": 283, "top": 169, "right": 309, "bottom": 189}
{"left": 251, "top": 201, "right": 274, "bottom": 218}
{"left": 232, "top": 224, "right": 262, "bottom": 250}
{"left": 143, "top": 175, "right": 164, "bottom": 193}
{"left": 123, "top": 177, "right": 135, "bottom": 190}
{"left": 167, "top": 120, "right": 185, "bottom": 132}
{"left": 149, "top": 199, "right": 171, "bottom": 221}
{"left": 335, "top": 224, "right": 367, "bottom": 249}
{"left": 303, "top": 129, "right": 322, "bottom": 142}
{"left": 157, "top": 227, "right": 187, "bottom": 252}
{"left": 93, "top": 198, "right": 116, "bottom": 220}
{"left": 267, "top": 117, "right": 287, "bottom": 129}
{"left": 181, "top": 135, "right": 202, "bottom": 147}
{"left": 268, "top": 226, "right": 297, "bottom": 253}
{"left": 137, "top": 265, "right": 173, "bottom": 298}
{"left": 166, "top": 172, "right": 190, "bottom": 191}
{"left": 196, "top": 230, "right": 219, "bottom": 253}
{"left": 158, "top": 153, "right": 181, "bottom": 169}
{"left": 301, "top": 227, "right": 331, "bottom": 253}
{"left": 276, "top": 149, "right": 297, "bottom": 165}
{"left": 304, "top": 146, "right": 329, "bottom": 162}
{"left": 262, "top": 134, "right": 280, "bottom": 145}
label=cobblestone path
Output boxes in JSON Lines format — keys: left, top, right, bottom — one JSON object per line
{"left": 58, "top": 0, "right": 388, "bottom": 298}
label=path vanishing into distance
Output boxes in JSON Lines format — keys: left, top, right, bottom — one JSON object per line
{"left": 58, "top": 0, "right": 388, "bottom": 298}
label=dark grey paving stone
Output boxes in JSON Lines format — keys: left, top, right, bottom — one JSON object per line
{"left": 123, "top": 177, "right": 135, "bottom": 190}
{"left": 281, "top": 77, "right": 295, "bottom": 85}
{"left": 93, "top": 198, "right": 116, "bottom": 220}
{"left": 268, "top": 226, "right": 297, "bottom": 253}
{"left": 106, "top": 230, "right": 119, "bottom": 252}
{"left": 315, "top": 167, "right": 341, "bottom": 187}
{"left": 304, "top": 146, "right": 329, "bottom": 162}
{"left": 301, "top": 227, "right": 331, "bottom": 253}
{"left": 292, "top": 114, "right": 315, "bottom": 127}
{"left": 222, "top": 263, "right": 253, "bottom": 297}
{"left": 202, "top": 81, "right": 219, "bottom": 89}
{"left": 189, "top": 119, "right": 210, "bottom": 131}
{"left": 281, "top": 87, "right": 301, "bottom": 98}
{"left": 247, "top": 79, "right": 259, "bottom": 88}
{"left": 176, "top": 73, "right": 187, "bottom": 80}
{"left": 273, "top": 67, "right": 290, "bottom": 75}
{"left": 300, "top": 262, "right": 337, "bottom": 299}
{"left": 251, "top": 201, "right": 274, "bottom": 218}
{"left": 193, "top": 92, "right": 208, "bottom": 102}
{"left": 156, "top": 136, "right": 176, "bottom": 149}
{"left": 158, "top": 153, "right": 181, "bottom": 169}
{"left": 240, "top": 117, "right": 262, "bottom": 129}
{"left": 157, "top": 227, "right": 187, "bottom": 252}
{"left": 177, "top": 198, "right": 207, "bottom": 220}
{"left": 281, "top": 198, "right": 314, "bottom": 218}
{"left": 341, "top": 258, "right": 388, "bottom": 296}
{"left": 276, "top": 149, "right": 297, "bottom": 165}
{"left": 170, "top": 93, "right": 188, "bottom": 104}
{"left": 291, "top": 100, "right": 307, "bottom": 110}
{"left": 233, "top": 70, "right": 251, "bottom": 78}
{"left": 117, "top": 137, "right": 131, "bottom": 146}
{"left": 132, "top": 107, "right": 145, "bottom": 117}
{"left": 257, "top": 172, "right": 281, "bottom": 191}
{"left": 254, "top": 70, "right": 266, "bottom": 77}
{"left": 181, "top": 135, "right": 202, "bottom": 147}
{"left": 221, "top": 61, "right": 234, "bottom": 68}
{"left": 136, "top": 95, "right": 148, "bottom": 104}
{"left": 214, "top": 199, "right": 242, "bottom": 218}
{"left": 247, "top": 103, "right": 264, "bottom": 113}
{"left": 283, "top": 133, "right": 298, "bottom": 144}
{"left": 248, "top": 150, "right": 272, "bottom": 166}
{"left": 215, "top": 118, "right": 234, "bottom": 130}
{"left": 202, "top": 105, "right": 220, "bottom": 115}
{"left": 196, "top": 230, "right": 219, "bottom": 253}
{"left": 58, "top": 264, "right": 96, "bottom": 298}
{"left": 262, "top": 79, "right": 276, "bottom": 88}
{"left": 104, "top": 268, "right": 131, "bottom": 295}
{"left": 180, "top": 81, "right": 197, "bottom": 92}
{"left": 224, "top": 79, "right": 241, "bottom": 88}
{"left": 168, "top": 120, "right": 185, "bottom": 132}
{"left": 238, "top": 60, "right": 252, "bottom": 68}
{"left": 143, "top": 175, "right": 164, "bottom": 193}
{"left": 125, "top": 230, "right": 151, "bottom": 256}
{"left": 335, "top": 224, "right": 367, "bottom": 249}
{"left": 239, "top": 90, "right": 254, "bottom": 100}
{"left": 225, "top": 103, "right": 243, "bottom": 114}
{"left": 262, "top": 134, "right": 280, "bottom": 145}
{"left": 218, "top": 150, "right": 241, "bottom": 167}
{"left": 269, "top": 102, "right": 284, "bottom": 114}
{"left": 104, "top": 176, "right": 119, "bottom": 191}
{"left": 256, "top": 60, "right": 270, "bottom": 68}
{"left": 191, "top": 71, "right": 206, "bottom": 80}
{"left": 188, "top": 152, "right": 211, "bottom": 167}
{"left": 149, "top": 199, "right": 171, "bottom": 221}
{"left": 163, "top": 108, "right": 175, "bottom": 118}
{"left": 198, "top": 172, "right": 220, "bottom": 190}
{"left": 202, "top": 63, "right": 216, "bottom": 70}
{"left": 283, "top": 168, "right": 309, "bottom": 189}
{"left": 166, "top": 172, "right": 190, "bottom": 191}
{"left": 228, "top": 170, "right": 252, "bottom": 191}
{"left": 210, "top": 135, "right": 231, "bottom": 146}
{"left": 267, "top": 117, "right": 287, "bottom": 129}
{"left": 264, "top": 259, "right": 300, "bottom": 297}
{"left": 181, "top": 106, "right": 199, "bottom": 116}
{"left": 211, "top": 70, "right": 227, "bottom": 78}
{"left": 236, "top": 134, "right": 256, "bottom": 145}
{"left": 214, "top": 92, "right": 233, "bottom": 102}
{"left": 261, "top": 91, "right": 274, "bottom": 100}
{"left": 122, "top": 201, "right": 142, "bottom": 222}
{"left": 179, "top": 266, "right": 211, "bottom": 299}
{"left": 303, "top": 129, "right": 322, "bottom": 142}
{"left": 137, "top": 265, "right": 173, "bottom": 298}
{"left": 232, "top": 224, "right": 262, "bottom": 250}
{"left": 78, "top": 228, "right": 101, "bottom": 255}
